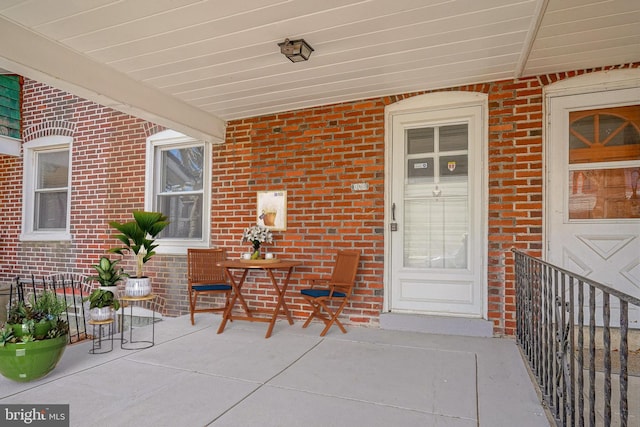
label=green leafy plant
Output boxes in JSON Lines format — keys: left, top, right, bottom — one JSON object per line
{"left": 32, "top": 291, "right": 68, "bottom": 319}
{"left": 6, "top": 302, "right": 30, "bottom": 325}
{"left": 109, "top": 211, "right": 169, "bottom": 278}
{"left": 89, "top": 256, "right": 127, "bottom": 287}
{"left": 84, "top": 289, "right": 120, "bottom": 311}
{"left": 0, "top": 327, "right": 13, "bottom": 347}
{"left": 4, "top": 291, "right": 69, "bottom": 343}
{"left": 20, "top": 335, "right": 35, "bottom": 343}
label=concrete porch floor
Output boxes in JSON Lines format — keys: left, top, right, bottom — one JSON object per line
{"left": 0, "top": 314, "right": 551, "bottom": 427}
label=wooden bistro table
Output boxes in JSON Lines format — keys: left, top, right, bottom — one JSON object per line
{"left": 217, "top": 259, "right": 301, "bottom": 338}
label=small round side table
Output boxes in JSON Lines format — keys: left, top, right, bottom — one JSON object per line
{"left": 88, "top": 318, "right": 114, "bottom": 354}
{"left": 120, "top": 294, "right": 156, "bottom": 350}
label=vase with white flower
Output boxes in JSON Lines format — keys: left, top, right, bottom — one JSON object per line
{"left": 241, "top": 224, "right": 273, "bottom": 260}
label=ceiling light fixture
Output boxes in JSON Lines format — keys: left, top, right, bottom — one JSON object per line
{"left": 278, "top": 38, "right": 314, "bottom": 62}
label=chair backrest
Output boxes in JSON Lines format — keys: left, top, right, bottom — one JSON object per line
{"left": 187, "top": 248, "right": 227, "bottom": 284}
{"left": 329, "top": 250, "right": 361, "bottom": 292}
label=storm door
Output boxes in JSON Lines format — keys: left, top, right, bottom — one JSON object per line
{"left": 388, "top": 100, "right": 485, "bottom": 316}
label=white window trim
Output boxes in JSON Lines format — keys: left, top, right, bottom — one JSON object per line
{"left": 145, "top": 130, "right": 211, "bottom": 255}
{"left": 20, "top": 135, "right": 73, "bottom": 241}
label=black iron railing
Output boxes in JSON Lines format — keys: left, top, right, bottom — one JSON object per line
{"left": 514, "top": 249, "right": 639, "bottom": 427}
{"left": 9, "top": 274, "right": 90, "bottom": 343}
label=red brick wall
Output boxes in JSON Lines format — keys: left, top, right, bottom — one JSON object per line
{"left": 2, "top": 83, "right": 150, "bottom": 290}
{"left": 217, "top": 101, "right": 386, "bottom": 325}
{"left": 1, "top": 63, "right": 637, "bottom": 335}
{"left": 0, "top": 80, "right": 184, "bottom": 312}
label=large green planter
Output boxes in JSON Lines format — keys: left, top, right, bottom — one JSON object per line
{"left": 0, "top": 335, "right": 67, "bottom": 382}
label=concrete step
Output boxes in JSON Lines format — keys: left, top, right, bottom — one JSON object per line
{"left": 379, "top": 312, "right": 494, "bottom": 337}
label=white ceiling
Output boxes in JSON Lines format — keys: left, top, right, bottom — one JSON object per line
{"left": 0, "top": 0, "right": 639, "bottom": 141}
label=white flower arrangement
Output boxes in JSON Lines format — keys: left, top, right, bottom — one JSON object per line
{"left": 241, "top": 224, "right": 273, "bottom": 248}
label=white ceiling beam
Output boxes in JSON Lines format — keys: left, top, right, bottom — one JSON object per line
{"left": 0, "top": 16, "right": 226, "bottom": 143}
{"left": 0, "top": 135, "right": 21, "bottom": 156}
{"left": 514, "top": 0, "right": 549, "bottom": 78}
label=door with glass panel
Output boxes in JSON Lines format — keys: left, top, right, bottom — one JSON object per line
{"left": 547, "top": 88, "right": 640, "bottom": 317}
{"left": 390, "top": 105, "right": 484, "bottom": 316}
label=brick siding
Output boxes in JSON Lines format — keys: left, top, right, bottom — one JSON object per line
{"left": 0, "top": 63, "right": 637, "bottom": 335}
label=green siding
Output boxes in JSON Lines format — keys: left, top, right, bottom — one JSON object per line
{"left": 0, "top": 74, "right": 20, "bottom": 139}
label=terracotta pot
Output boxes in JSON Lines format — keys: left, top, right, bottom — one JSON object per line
{"left": 263, "top": 211, "right": 277, "bottom": 226}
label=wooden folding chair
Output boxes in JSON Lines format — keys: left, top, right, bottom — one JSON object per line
{"left": 300, "top": 250, "right": 361, "bottom": 336}
{"left": 187, "top": 248, "right": 232, "bottom": 325}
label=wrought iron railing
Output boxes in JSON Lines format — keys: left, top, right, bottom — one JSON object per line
{"left": 9, "top": 274, "right": 91, "bottom": 343}
{"left": 514, "top": 249, "right": 639, "bottom": 427}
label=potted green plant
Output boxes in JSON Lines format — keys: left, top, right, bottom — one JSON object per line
{"left": 84, "top": 289, "right": 120, "bottom": 321}
{"left": 109, "top": 210, "right": 169, "bottom": 296}
{"left": 88, "top": 256, "right": 127, "bottom": 289}
{"left": 0, "top": 290, "right": 69, "bottom": 382}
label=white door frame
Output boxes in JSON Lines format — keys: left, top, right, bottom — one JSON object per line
{"left": 383, "top": 92, "right": 488, "bottom": 316}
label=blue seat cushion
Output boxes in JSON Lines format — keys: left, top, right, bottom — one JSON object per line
{"left": 301, "top": 288, "right": 346, "bottom": 298}
{"left": 193, "top": 283, "right": 232, "bottom": 292}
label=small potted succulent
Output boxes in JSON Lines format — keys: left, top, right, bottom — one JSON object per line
{"left": 109, "top": 211, "right": 169, "bottom": 296}
{"left": 85, "top": 289, "right": 120, "bottom": 321}
{"left": 0, "top": 290, "right": 69, "bottom": 382}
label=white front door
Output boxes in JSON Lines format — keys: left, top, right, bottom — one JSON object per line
{"left": 547, "top": 80, "right": 640, "bottom": 323}
{"left": 386, "top": 93, "right": 486, "bottom": 317}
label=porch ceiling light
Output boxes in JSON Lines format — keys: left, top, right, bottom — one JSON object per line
{"left": 278, "top": 38, "right": 314, "bottom": 62}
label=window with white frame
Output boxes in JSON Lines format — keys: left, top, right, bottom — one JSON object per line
{"left": 21, "top": 136, "right": 72, "bottom": 241}
{"left": 146, "top": 130, "right": 211, "bottom": 253}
